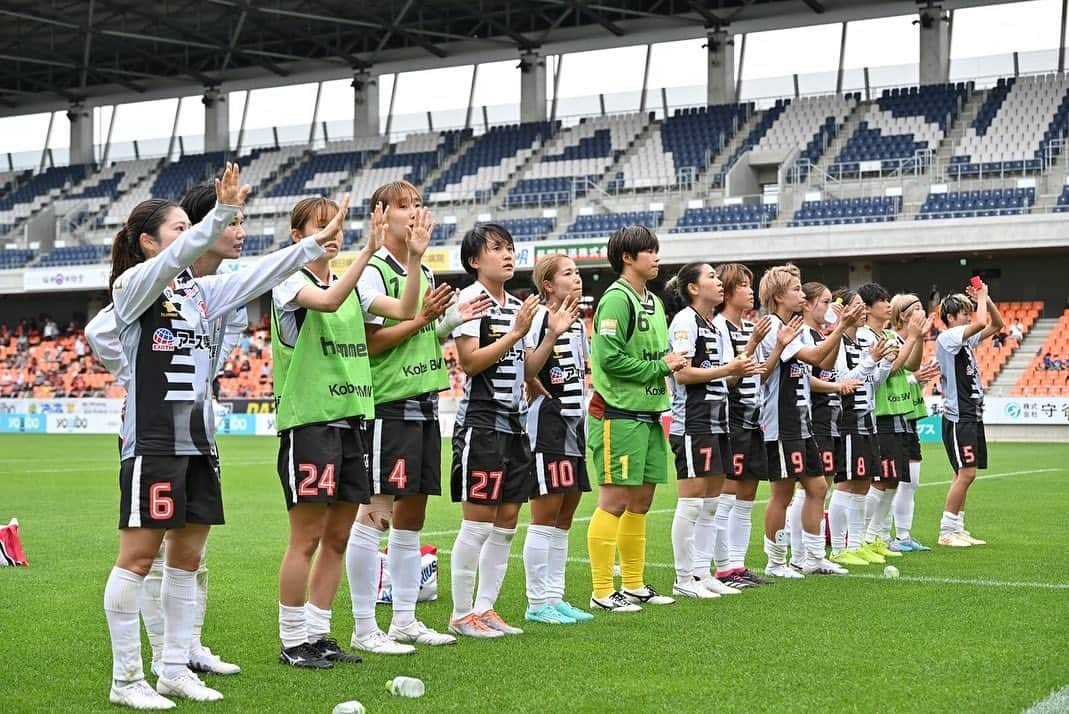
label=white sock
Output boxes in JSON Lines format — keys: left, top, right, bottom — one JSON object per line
{"left": 546, "top": 527, "right": 569, "bottom": 606}
{"left": 305, "top": 602, "right": 331, "bottom": 641}
{"left": 692, "top": 497, "right": 719, "bottom": 578}
{"left": 105, "top": 567, "right": 146, "bottom": 684}
{"left": 671, "top": 498, "right": 702, "bottom": 582}
{"left": 866, "top": 489, "right": 895, "bottom": 542}
{"left": 803, "top": 531, "right": 826, "bottom": 564}
{"left": 863, "top": 486, "right": 881, "bottom": 534}
{"left": 161, "top": 566, "right": 196, "bottom": 679}
{"left": 893, "top": 474, "right": 918, "bottom": 541}
{"left": 829, "top": 490, "right": 851, "bottom": 554}
{"left": 787, "top": 491, "right": 806, "bottom": 565}
{"left": 192, "top": 561, "right": 208, "bottom": 651}
{"left": 523, "top": 524, "right": 555, "bottom": 609}
{"left": 848, "top": 493, "right": 867, "bottom": 551}
{"left": 876, "top": 487, "right": 896, "bottom": 541}
{"left": 139, "top": 556, "right": 164, "bottom": 664}
{"left": 474, "top": 526, "right": 516, "bottom": 614}
{"left": 278, "top": 603, "right": 307, "bottom": 649}
{"left": 958, "top": 511, "right": 967, "bottom": 532}
{"left": 763, "top": 535, "right": 786, "bottom": 567}
{"left": 728, "top": 498, "right": 754, "bottom": 570}
{"left": 450, "top": 520, "right": 492, "bottom": 621}
{"left": 712, "top": 495, "right": 734, "bottom": 573}
{"left": 347, "top": 522, "right": 383, "bottom": 638}
{"left": 387, "top": 528, "right": 421, "bottom": 629}
{"left": 939, "top": 510, "right": 957, "bottom": 537}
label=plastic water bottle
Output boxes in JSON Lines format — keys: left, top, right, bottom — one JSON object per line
{"left": 332, "top": 701, "right": 366, "bottom": 714}
{"left": 386, "top": 677, "right": 425, "bottom": 698}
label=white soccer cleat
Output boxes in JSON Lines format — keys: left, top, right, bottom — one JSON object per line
{"left": 589, "top": 591, "right": 642, "bottom": 613}
{"left": 802, "top": 558, "right": 849, "bottom": 575}
{"left": 155, "top": 670, "right": 224, "bottom": 702}
{"left": 695, "top": 575, "right": 741, "bottom": 595}
{"left": 937, "top": 532, "right": 972, "bottom": 547}
{"left": 672, "top": 577, "right": 720, "bottom": 599}
{"left": 957, "top": 531, "right": 987, "bottom": 545}
{"left": 109, "top": 680, "right": 176, "bottom": 710}
{"left": 189, "top": 646, "right": 241, "bottom": 675}
{"left": 765, "top": 563, "right": 805, "bottom": 579}
{"left": 350, "top": 629, "right": 416, "bottom": 655}
{"left": 622, "top": 585, "right": 676, "bottom": 605}
{"left": 389, "top": 620, "right": 457, "bottom": 646}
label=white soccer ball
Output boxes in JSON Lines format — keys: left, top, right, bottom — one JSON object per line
{"left": 332, "top": 701, "right": 366, "bottom": 714}
{"left": 883, "top": 565, "right": 900, "bottom": 579}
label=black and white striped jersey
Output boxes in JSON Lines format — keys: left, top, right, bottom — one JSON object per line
{"left": 452, "top": 281, "right": 533, "bottom": 434}
{"left": 834, "top": 328, "right": 890, "bottom": 436}
{"left": 937, "top": 325, "right": 984, "bottom": 423}
{"left": 808, "top": 327, "right": 842, "bottom": 438}
{"left": 758, "top": 315, "right": 812, "bottom": 441}
{"left": 713, "top": 314, "right": 761, "bottom": 432}
{"left": 670, "top": 307, "right": 729, "bottom": 436}
{"left": 111, "top": 203, "right": 324, "bottom": 460}
{"left": 527, "top": 305, "right": 587, "bottom": 456}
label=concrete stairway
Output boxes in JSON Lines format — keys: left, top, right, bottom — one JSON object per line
{"left": 987, "top": 317, "right": 1059, "bottom": 396}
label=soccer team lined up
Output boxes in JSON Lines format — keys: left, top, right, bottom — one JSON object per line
{"left": 86, "top": 164, "right": 1001, "bottom": 710}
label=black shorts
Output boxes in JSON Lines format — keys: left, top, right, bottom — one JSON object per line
{"left": 767, "top": 438, "right": 823, "bottom": 481}
{"left": 835, "top": 433, "right": 879, "bottom": 483}
{"left": 905, "top": 419, "right": 923, "bottom": 461}
{"left": 877, "top": 430, "right": 910, "bottom": 483}
{"left": 813, "top": 433, "right": 838, "bottom": 478}
{"left": 728, "top": 428, "right": 768, "bottom": 481}
{"left": 670, "top": 433, "right": 731, "bottom": 479}
{"left": 533, "top": 452, "right": 590, "bottom": 496}
{"left": 277, "top": 423, "right": 371, "bottom": 510}
{"left": 368, "top": 418, "right": 442, "bottom": 497}
{"left": 451, "top": 427, "right": 534, "bottom": 504}
{"left": 942, "top": 419, "right": 988, "bottom": 471}
{"left": 119, "top": 454, "right": 223, "bottom": 529}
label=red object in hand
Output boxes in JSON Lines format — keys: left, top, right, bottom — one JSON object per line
{"left": 969, "top": 276, "right": 983, "bottom": 290}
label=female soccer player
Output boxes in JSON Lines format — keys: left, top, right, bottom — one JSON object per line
{"left": 821, "top": 289, "right": 896, "bottom": 567}
{"left": 103, "top": 164, "right": 339, "bottom": 709}
{"left": 521, "top": 253, "right": 588, "bottom": 623}
{"left": 349, "top": 181, "right": 491, "bottom": 651}
{"left": 889, "top": 293, "right": 940, "bottom": 551}
{"left": 936, "top": 282, "right": 1003, "bottom": 546}
{"left": 857, "top": 283, "right": 922, "bottom": 557}
{"left": 665, "top": 263, "right": 757, "bottom": 599}
{"left": 756, "top": 265, "right": 862, "bottom": 577}
{"left": 448, "top": 223, "right": 540, "bottom": 637}
{"left": 791, "top": 283, "right": 861, "bottom": 570}
{"left": 586, "top": 226, "right": 686, "bottom": 613}
{"left": 89, "top": 183, "right": 247, "bottom": 680}
{"left": 273, "top": 195, "right": 431, "bottom": 666}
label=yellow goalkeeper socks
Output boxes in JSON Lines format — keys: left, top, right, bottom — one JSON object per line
{"left": 587, "top": 508, "right": 621, "bottom": 598}
{"left": 618, "top": 510, "right": 648, "bottom": 592}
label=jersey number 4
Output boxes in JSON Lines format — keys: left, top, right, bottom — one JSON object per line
{"left": 297, "top": 464, "right": 337, "bottom": 497}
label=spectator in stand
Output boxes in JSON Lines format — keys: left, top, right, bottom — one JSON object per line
{"left": 1042, "top": 353, "right": 1062, "bottom": 370}
{"left": 259, "top": 362, "right": 270, "bottom": 385}
{"left": 43, "top": 317, "right": 59, "bottom": 341}
{"left": 1008, "top": 320, "right": 1024, "bottom": 342}
{"left": 992, "top": 331, "right": 1006, "bottom": 349}
{"left": 239, "top": 358, "right": 251, "bottom": 373}
{"left": 75, "top": 334, "right": 87, "bottom": 357}
{"left": 928, "top": 284, "right": 941, "bottom": 313}
{"left": 239, "top": 330, "right": 252, "bottom": 354}
{"left": 16, "top": 329, "right": 28, "bottom": 352}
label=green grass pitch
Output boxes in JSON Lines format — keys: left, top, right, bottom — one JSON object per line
{"left": 2, "top": 435, "right": 1067, "bottom": 713}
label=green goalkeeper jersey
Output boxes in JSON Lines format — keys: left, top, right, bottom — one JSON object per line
{"left": 590, "top": 279, "right": 671, "bottom": 417}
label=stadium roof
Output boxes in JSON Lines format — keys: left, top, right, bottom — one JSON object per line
{"left": 0, "top": 0, "right": 1031, "bottom": 116}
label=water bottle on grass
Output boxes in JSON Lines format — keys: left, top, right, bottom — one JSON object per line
{"left": 386, "top": 677, "right": 425, "bottom": 698}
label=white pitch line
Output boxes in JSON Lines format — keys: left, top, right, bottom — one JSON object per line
{"left": 419, "top": 467, "right": 1059, "bottom": 539}
{"left": 432, "top": 549, "right": 1069, "bottom": 591}
{"left": 1021, "top": 685, "right": 1069, "bottom": 713}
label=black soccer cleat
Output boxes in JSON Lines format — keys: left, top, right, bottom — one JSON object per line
{"left": 309, "top": 637, "right": 362, "bottom": 664}
{"left": 738, "top": 568, "right": 774, "bottom": 586}
{"left": 279, "top": 642, "right": 333, "bottom": 669}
